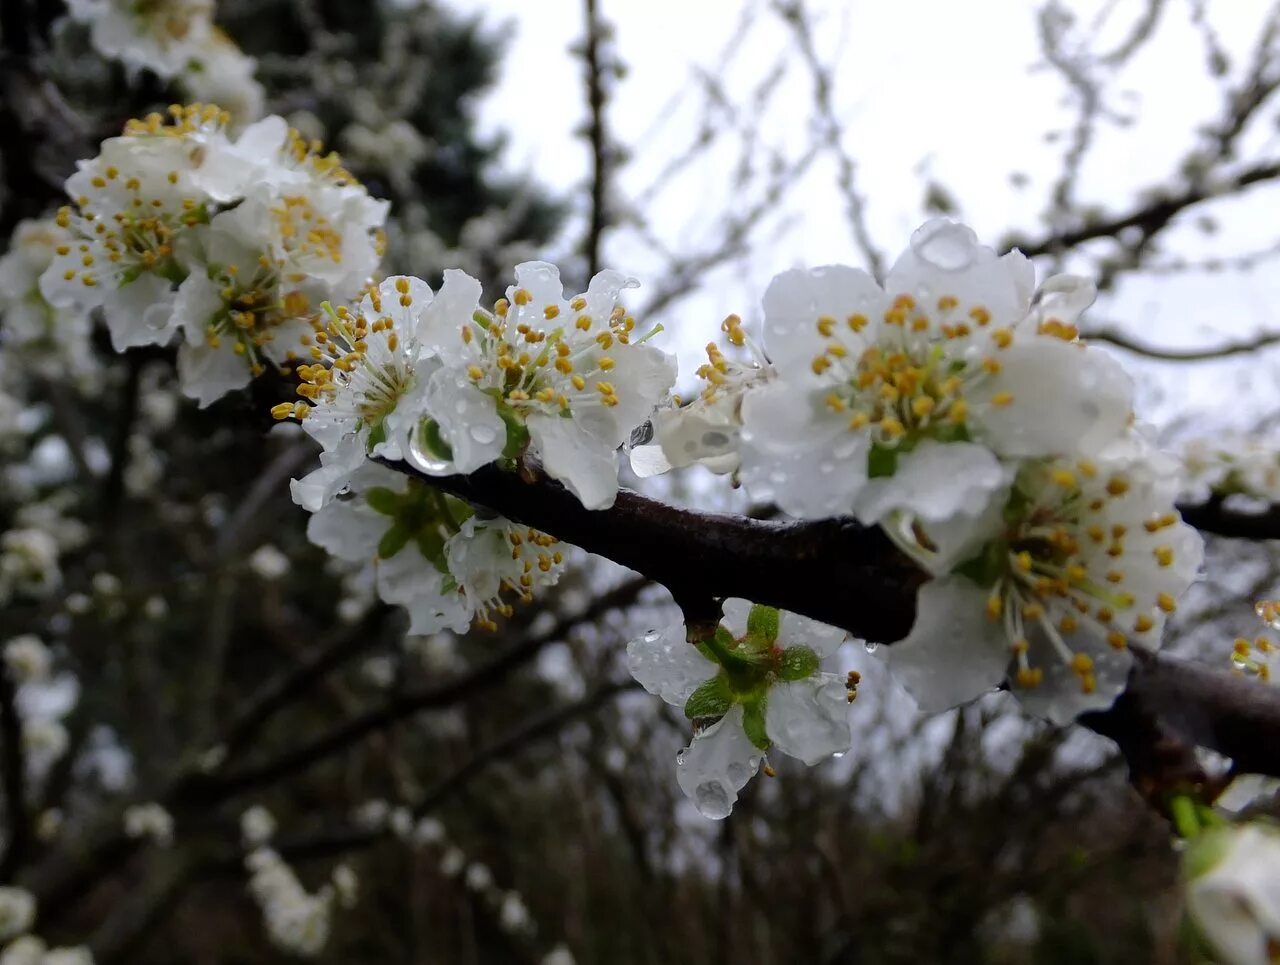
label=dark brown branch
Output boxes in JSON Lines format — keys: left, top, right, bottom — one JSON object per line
{"left": 384, "top": 463, "right": 1280, "bottom": 782}
{"left": 1176, "top": 495, "right": 1280, "bottom": 541}
{"left": 579, "top": 0, "right": 611, "bottom": 279}
{"left": 176, "top": 577, "right": 649, "bottom": 803}
{"left": 1012, "top": 159, "right": 1280, "bottom": 258}
{"left": 414, "top": 464, "right": 922, "bottom": 642}
{"left": 1085, "top": 324, "right": 1280, "bottom": 361}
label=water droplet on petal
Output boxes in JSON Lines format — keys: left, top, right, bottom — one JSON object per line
{"left": 863, "top": 640, "right": 879, "bottom": 654}
{"left": 912, "top": 220, "right": 976, "bottom": 271}
{"left": 676, "top": 749, "right": 686, "bottom": 766}
{"left": 406, "top": 423, "right": 452, "bottom": 474}
{"left": 470, "top": 423, "right": 497, "bottom": 445}
{"left": 694, "top": 782, "right": 732, "bottom": 819}
{"left": 642, "top": 628, "right": 662, "bottom": 643}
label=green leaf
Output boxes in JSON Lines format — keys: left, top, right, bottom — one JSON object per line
{"left": 953, "top": 542, "right": 1005, "bottom": 587}
{"left": 867, "top": 444, "right": 899, "bottom": 479}
{"left": 377, "top": 524, "right": 410, "bottom": 559}
{"left": 746, "top": 604, "right": 780, "bottom": 645}
{"left": 365, "top": 487, "right": 401, "bottom": 516}
{"left": 778, "top": 646, "right": 820, "bottom": 681}
{"left": 742, "top": 699, "right": 771, "bottom": 751}
{"left": 683, "top": 675, "right": 733, "bottom": 720}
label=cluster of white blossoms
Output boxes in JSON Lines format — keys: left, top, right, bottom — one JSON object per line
{"left": 67, "top": 0, "right": 264, "bottom": 122}
{"left": 38, "top": 104, "right": 387, "bottom": 406}
{"left": 627, "top": 600, "right": 855, "bottom": 818}
{"left": 123, "top": 802, "right": 175, "bottom": 847}
{"left": 1180, "top": 434, "right": 1280, "bottom": 505}
{"left": 1, "top": 636, "right": 78, "bottom": 787}
{"left": 283, "top": 264, "right": 674, "bottom": 632}
{"left": 0, "top": 887, "right": 93, "bottom": 964}
{"left": 628, "top": 218, "right": 1206, "bottom": 815}
{"left": 244, "top": 848, "right": 338, "bottom": 958}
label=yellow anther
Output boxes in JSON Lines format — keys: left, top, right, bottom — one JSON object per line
{"left": 1154, "top": 546, "right": 1174, "bottom": 567}
{"left": 991, "top": 328, "right": 1013, "bottom": 348}
{"left": 911, "top": 396, "right": 935, "bottom": 418}
{"left": 1105, "top": 570, "right": 1124, "bottom": 584}
{"left": 1022, "top": 602, "right": 1044, "bottom": 621}
{"left": 1015, "top": 551, "right": 1033, "bottom": 573}
{"left": 848, "top": 313, "right": 867, "bottom": 332}
{"left": 1106, "top": 476, "right": 1129, "bottom": 496}
{"left": 544, "top": 304, "right": 560, "bottom": 320}
{"left": 571, "top": 375, "right": 586, "bottom": 391}
{"left": 1133, "top": 614, "right": 1154, "bottom": 633}
{"left": 817, "top": 316, "right": 836, "bottom": 337}
{"left": 1015, "top": 666, "right": 1043, "bottom": 688}
{"left": 937, "top": 295, "right": 958, "bottom": 311}
{"left": 948, "top": 399, "right": 969, "bottom": 424}
{"left": 1070, "top": 653, "right": 1094, "bottom": 675}
{"left": 1051, "top": 468, "right": 1077, "bottom": 488}
{"left": 1107, "top": 630, "right": 1127, "bottom": 650}
{"left": 467, "top": 365, "right": 484, "bottom": 380}
{"left": 513, "top": 288, "right": 532, "bottom": 306}
{"left": 990, "top": 392, "right": 1014, "bottom": 407}
{"left": 1157, "top": 593, "right": 1177, "bottom": 614}
{"left": 985, "top": 594, "right": 1003, "bottom": 620}
{"left": 969, "top": 306, "right": 991, "bottom": 326}
{"left": 1059, "top": 615, "right": 1078, "bottom": 634}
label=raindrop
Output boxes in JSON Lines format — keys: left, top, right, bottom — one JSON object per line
{"left": 694, "top": 782, "right": 732, "bottom": 820}
{"left": 406, "top": 424, "right": 452, "bottom": 473}
{"left": 470, "top": 423, "right": 497, "bottom": 445}
{"left": 913, "top": 220, "right": 975, "bottom": 271}
{"left": 675, "top": 749, "right": 687, "bottom": 766}
{"left": 863, "top": 640, "right": 880, "bottom": 654}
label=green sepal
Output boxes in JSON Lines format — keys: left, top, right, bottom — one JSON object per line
{"left": 930, "top": 422, "right": 971, "bottom": 444}
{"left": 377, "top": 524, "right": 410, "bottom": 559}
{"left": 954, "top": 541, "right": 1006, "bottom": 587}
{"left": 684, "top": 675, "right": 733, "bottom": 721}
{"left": 867, "top": 444, "right": 899, "bottom": 479}
{"left": 414, "top": 528, "right": 448, "bottom": 570}
{"left": 746, "top": 604, "right": 780, "bottom": 646}
{"left": 495, "top": 402, "right": 530, "bottom": 460}
{"left": 742, "top": 699, "right": 770, "bottom": 751}
{"left": 366, "top": 421, "right": 388, "bottom": 452}
{"left": 365, "top": 487, "right": 401, "bottom": 516}
{"left": 778, "top": 646, "right": 820, "bottom": 681}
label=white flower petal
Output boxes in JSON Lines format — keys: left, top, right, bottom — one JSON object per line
{"left": 376, "top": 549, "right": 470, "bottom": 635}
{"left": 887, "top": 576, "right": 1008, "bottom": 712}
{"left": 854, "top": 439, "right": 1011, "bottom": 525}
{"left": 421, "top": 366, "right": 506, "bottom": 474}
{"left": 1012, "top": 628, "right": 1133, "bottom": 725}
{"left": 625, "top": 625, "right": 716, "bottom": 706}
{"left": 177, "top": 342, "right": 250, "bottom": 406}
{"left": 764, "top": 673, "right": 851, "bottom": 765}
{"left": 675, "top": 705, "right": 763, "bottom": 819}
{"left": 739, "top": 381, "right": 868, "bottom": 518}
{"left": 102, "top": 274, "right": 178, "bottom": 350}
{"left": 527, "top": 412, "right": 619, "bottom": 510}
{"left": 885, "top": 219, "right": 1028, "bottom": 328}
{"left": 423, "top": 269, "right": 483, "bottom": 359}
{"left": 761, "top": 265, "right": 886, "bottom": 378}
{"left": 776, "top": 611, "right": 846, "bottom": 658}
{"left": 973, "top": 339, "right": 1132, "bottom": 458}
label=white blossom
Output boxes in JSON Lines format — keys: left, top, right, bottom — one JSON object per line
{"left": 0, "top": 887, "right": 36, "bottom": 942}
{"left": 1180, "top": 435, "right": 1280, "bottom": 505}
{"left": 626, "top": 599, "right": 850, "bottom": 818}
{"left": 0, "top": 529, "right": 61, "bottom": 603}
{"left": 0, "top": 219, "right": 95, "bottom": 379}
{"left": 248, "top": 545, "right": 291, "bottom": 580}
{"left": 886, "top": 434, "right": 1203, "bottom": 723}
{"left": 68, "top": 0, "right": 215, "bottom": 80}
{"left": 1184, "top": 823, "right": 1280, "bottom": 965}
{"left": 300, "top": 461, "right": 564, "bottom": 633}
{"left": 399, "top": 262, "right": 677, "bottom": 509}
{"left": 179, "top": 29, "right": 265, "bottom": 124}
{"left": 439, "top": 846, "right": 466, "bottom": 877}
{"left": 241, "top": 805, "right": 277, "bottom": 846}
{"left": 464, "top": 862, "right": 493, "bottom": 893}
{"left": 331, "top": 864, "right": 359, "bottom": 910}
{"left": 411, "top": 817, "right": 446, "bottom": 847}
{"left": 4, "top": 636, "right": 52, "bottom": 683}
{"left": 499, "top": 892, "right": 532, "bottom": 934}
{"left": 124, "top": 802, "right": 175, "bottom": 846}
{"left": 630, "top": 314, "right": 771, "bottom": 478}
{"left": 739, "top": 219, "right": 1132, "bottom": 526}
{"left": 245, "top": 847, "right": 334, "bottom": 958}
{"left": 542, "top": 944, "right": 577, "bottom": 965}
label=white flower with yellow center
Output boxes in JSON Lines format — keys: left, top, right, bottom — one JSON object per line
{"left": 887, "top": 434, "right": 1203, "bottom": 723}
{"left": 627, "top": 600, "right": 852, "bottom": 819}
{"left": 0, "top": 219, "right": 95, "bottom": 378}
{"left": 176, "top": 167, "right": 385, "bottom": 406}
{"left": 740, "top": 219, "right": 1133, "bottom": 528}
{"left": 280, "top": 276, "right": 436, "bottom": 461}
{"left": 1230, "top": 600, "right": 1280, "bottom": 685}
{"left": 68, "top": 0, "right": 215, "bottom": 81}
{"left": 1184, "top": 823, "right": 1280, "bottom": 965}
{"left": 179, "top": 28, "right": 265, "bottom": 124}
{"left": 1180, "top": 435, "right": 1280, "bottom": 505}
{"left": 402, "top": 262, "right": 677, "bottom": 510}
{"left": 630, "top": 313, "right": 773, "bottom": 478}
{"left": 300, "top": 462, "right": 564, "bottom": 634}
{"left": 37, "top": 105, "right": 281, "bottom": 351}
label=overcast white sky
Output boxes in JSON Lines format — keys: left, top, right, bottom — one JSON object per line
{"left": 451, "top": 0, "right": 1280, "bottom": 434}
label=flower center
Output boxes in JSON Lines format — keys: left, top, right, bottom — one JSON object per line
{"left": 808, "top": 293, "right": 1010, "bottom": 448}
